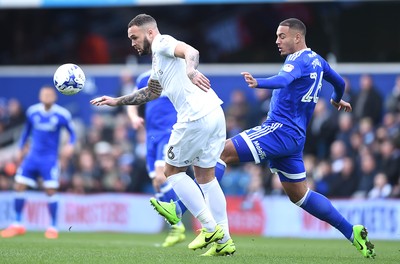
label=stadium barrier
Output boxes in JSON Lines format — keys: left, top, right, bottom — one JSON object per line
{"left": 0, "top": 191, "right": 398, "bottom": 240}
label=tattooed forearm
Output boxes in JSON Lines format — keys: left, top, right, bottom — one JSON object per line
{"left": 117, "top": 80, "right": 162, "bottom": 106}
{"left": 186, "top": 49, "right": 200, "bottom": 80}
{"left": 148, "top": 79, "right": 163, "bottom": 97}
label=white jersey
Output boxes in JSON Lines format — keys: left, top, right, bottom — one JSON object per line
{"left": 150, "top": 34, "right": 223, "bottom": 122}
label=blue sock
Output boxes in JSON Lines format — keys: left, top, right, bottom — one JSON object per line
{"left": 215, "top": 159, "right": 226, "bottom": 182}
{"left": 299, "top": 190, "right": 353, "bottom": 241}
{"left": 159, "top": 182, "right": 178, "bottom": 203}
{"left": 47, "top": 195, "right": 58, "bottom": 228}
{"left": 14, "top": 195, "right": 25, "bottom": 223}
{"left": 155, "top": 192, "right": 164, "bottom": 201}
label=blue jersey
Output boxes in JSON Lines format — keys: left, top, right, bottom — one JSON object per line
{"left": 264, "top": 48, "right": 344, "bottom": 138}
{"left": 234, "top": 48, "right": 345, "bottom": 182}
{"left": 136, "top": 70, "right": 177, "bottom": 136}
{"left": 20, "top": 103, "right": 76, "bottom": 159}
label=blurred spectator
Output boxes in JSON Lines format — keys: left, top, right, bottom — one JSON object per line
{"left": 5, "top": 98, "right": 25, "bottom": 130}
{"left": 269, "top": 173, "right": 285, "bottom": 196}
{"left": 385, "top": 74, "right": 400, "bottom": 114}
{"left": 353, "top": 74, "right": 383, "bottom": 125}
{"left": 125, "top": 151, "right": 151, "bottom": 194}
{"left": 86, "top": 113, "right": 114, "bottom": 145}
{"left": 305, "top": 99, "right": 338, "bottom": 159}
{"left": 244, "top": 163, "right": 266, "bottom": 197}
{"left": 0, "top": 161, "right": 17, "bottom": 190}
{"left": 0, "top": 98, "right": 25, "bottom": 147}
{"left": 329, "top": 157, "right": 359, "bottom": 198}
{"left": 225, "top": 89, "right": 251, "bottom": 132}
{"left": 353, "top": 149, "right": 378, "bottom": 198}
{"left": 225, "top": 113, "right": 243, "bottom": 139}
{"left": 358, "top": 117, "right": 375, "bottom": 146}
{"left": 70, "top": 148, "right": 102, "bottom": 193}
{"left": 94, "top": 141, "right": 120, "bottom": 192}
{"left": 115, "top": 69, "right": 137, "bottom": 115}
{"left": 248, "top": 88, "right": 271, "bottom": 127}
{"left": 341, "top": 76, "right": 356, "bottom": 107}
{"left": 349, "top": 131, "right": 363, "bottom": 161}
{"left": 335, "top": 112, "right": 354, "bottom": 151}
{"left": 367, "top": 172, "right": 392, "bottom": 199}
{"left": 220, "top": 164, "right": 251, "bottom": 196}
{"left": 381, "top": 112, "right": 400, "bottom": 139}
{"left": 378, "top": 138, "right": 400, "bottom": 187}
{"left": 329, "top": 139, "right": 348, "bottom": 174}
{"left": 312, "top": 159, "right": 333, "bottom": 196}
{"left": 241, "top": 163, "right": 267, "bottom": 210}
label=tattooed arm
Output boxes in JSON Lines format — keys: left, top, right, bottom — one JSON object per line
{"left": 90, "top": 79, "right": 163, "bottom": 107}
{"left": 174, "top": 41, "right": 210, "bottom": 92}
{"left": 118, "top": 79, "right": 162, "bottom": 105}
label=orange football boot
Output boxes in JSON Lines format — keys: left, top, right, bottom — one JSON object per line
{"left": 44, "top": 227, "right": 59, "bottom": 239}
{"left": 1, "top": 224, "right": 26, "bottom": 238}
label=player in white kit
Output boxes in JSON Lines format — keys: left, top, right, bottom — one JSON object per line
{"left": 91, "top": 14, "right": 234, "bottom": 256}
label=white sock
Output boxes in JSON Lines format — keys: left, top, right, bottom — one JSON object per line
{"left": 199, "top": 178, "right": 230, "bottom": 243}
{"left": 167, "top": 172, "right": 216, "bottom": 230}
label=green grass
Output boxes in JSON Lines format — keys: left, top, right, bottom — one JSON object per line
{"left": 0, "top": 232, "right": 398, "bottom": 264}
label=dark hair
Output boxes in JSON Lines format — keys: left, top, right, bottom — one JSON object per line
{"left": 128, "top": 14, "right": 157, "bottom": 28}
{"left": 279, "top": 18, "right": 306, "bottom": 36}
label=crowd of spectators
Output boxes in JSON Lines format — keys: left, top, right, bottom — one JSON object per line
{"left": 0, "top": 74, "right": 399, "bottom": 201}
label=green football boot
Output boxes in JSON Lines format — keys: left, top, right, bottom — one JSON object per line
{"left": 188, "top": 225, "right": 224, "bottom": 250}
{"left": 150, "top": 198, "right": 181, "bottom": 225}
{"left": 352, "top": 225, "right": 376, "bottom": 258}
{"left": 162, "top": 224, "right": 186, "bottom": 247}
{"left": 201, "top": 239, "right": 236, "bottom": 256}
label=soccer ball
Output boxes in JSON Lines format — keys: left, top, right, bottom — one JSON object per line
{"left": 53, "top": 63, "right": 85, "bottom": 95}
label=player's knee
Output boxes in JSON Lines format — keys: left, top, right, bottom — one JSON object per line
{"left": 220, "top": 140, "right": 239, "bottom": 165}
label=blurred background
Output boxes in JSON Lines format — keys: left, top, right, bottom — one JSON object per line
{"left": 0, "top": 0, "right": 399, "bottom": 239}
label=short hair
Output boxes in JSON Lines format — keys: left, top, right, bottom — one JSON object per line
{"left": 128, "top": 14, "right": 157, "bottom": 28}
{"left": 279, "top": 18, "right": 306, "bottom": 36}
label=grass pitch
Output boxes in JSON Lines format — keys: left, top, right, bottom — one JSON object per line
{"left": 0, "top": 231, "right": 398, "bottom": 264}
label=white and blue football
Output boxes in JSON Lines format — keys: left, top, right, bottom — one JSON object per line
{"left": 53, "top": 63, "right": 85, "bottom": 95}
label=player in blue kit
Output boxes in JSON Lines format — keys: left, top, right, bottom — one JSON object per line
{"left": 232, "top": 18, "right": 375, "bottom": 259}
{"left": 1, "top": 86, "right": 76, "bottom": 239}
{"left": 127, "top": 69, "right": 186, "bottom": 247}
{"left": 154, "top": 18, "right": 376, "bottom": 258}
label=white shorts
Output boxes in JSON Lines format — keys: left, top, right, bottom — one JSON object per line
{"left": 166, "top": 107, "right": 226, "bottom": 168}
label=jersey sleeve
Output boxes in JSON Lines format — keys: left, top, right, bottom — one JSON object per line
{"left": 58, "top": 108, "right": 76, "bottom": 145}
{"left": 18, "top": 114, "right": 32, "bottom": 149}
{"left": 156, "top": 35, "right": 178, "bottom": 58}
{"left": 255, "top": 60, "right": 299, "bottom": 89}
{"left": 321, "top": 59, "right": 345, "bottom": 103}
{"left": 64, "top": 116, "right": 76, "bottom": 145}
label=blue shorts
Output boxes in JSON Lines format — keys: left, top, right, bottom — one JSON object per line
{"left": 15, "top": 154, "right": 59, "bottom": 188}
{"left": 231, "top": 121, "right": 306, "bottom": 182}
{"left": 146, "top": 132, "right": 171, "bottom": 179}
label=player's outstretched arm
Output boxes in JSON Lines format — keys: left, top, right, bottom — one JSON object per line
{"left": 91, "top": 79, "right": 162, "bottom": 107}
{"left": 90, "top": 95, "right": 118, "bottom": 106}
{"left": 330, "top": 99, "right": 352, "bottom": 112}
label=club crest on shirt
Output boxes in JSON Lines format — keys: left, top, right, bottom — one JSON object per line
{"left": 282, "top": 64, "right": 294, "bottom": 72}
